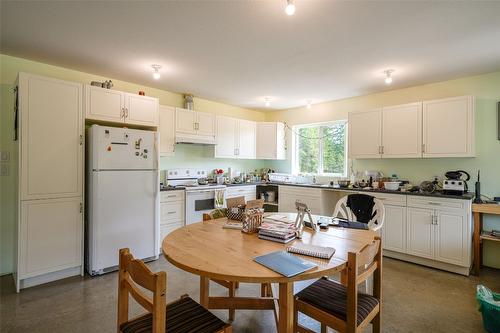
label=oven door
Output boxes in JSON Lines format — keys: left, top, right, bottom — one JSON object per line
{"left": 185, "top": 189, "right": 225, "bottom": 225}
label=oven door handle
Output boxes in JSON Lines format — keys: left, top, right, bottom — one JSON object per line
{"left": 187, "top": 189, "right": 226, "bottom": 194}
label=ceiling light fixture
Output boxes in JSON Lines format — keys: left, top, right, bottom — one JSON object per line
{"left": 285, "top": 0, "right": 296, "bottom": 16}
{"left": 152, "top": 64, "right": 162, "bottom": 80}
{"left": 265, "top": 98, "right": 271, "bottom": 107}
{"left": 384, "top": 69, "right": 394, "bottom": 84}
{"left": 306, "top": 99, "right": 312, "bottom": 109}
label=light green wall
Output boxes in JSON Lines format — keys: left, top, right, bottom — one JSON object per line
{"left": 266, "top": 71, "right": 500, "bottom": 268}
{"left": 0, "top": 54, "right": 268, "bottom": 275}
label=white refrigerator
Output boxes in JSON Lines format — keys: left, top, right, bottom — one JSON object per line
{"left": 86, "top": 125, "right": 159, "bottom": 275}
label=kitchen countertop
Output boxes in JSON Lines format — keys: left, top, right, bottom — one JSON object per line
{"left": 160, "top": 186, "right": 185, "bottom": 191}
{"left": 161, "top": 181, "right": 473, "bottom": 200}
{"left": 270, "top": 182, "right": 474, "bottom": 200}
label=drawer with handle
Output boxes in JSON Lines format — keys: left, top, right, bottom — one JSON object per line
{"left": 369, "top": 192, "right": 406, "bottom": 206}
{"left": 160, "top": 190, "right": 184, "bottom": 203}
{"left": 407, "top": 196, "right": 467, "bottom": 211}
{"left": 160, "top": 202, "right": 184, "bottom": 223}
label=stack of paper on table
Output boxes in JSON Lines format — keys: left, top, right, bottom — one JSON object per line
{"left": 258, "top": 217, "right": 297, "bottom": 243}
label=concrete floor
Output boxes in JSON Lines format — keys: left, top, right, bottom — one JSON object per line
{"left": 1, "top": 257, "right": 498, "bottom": 333}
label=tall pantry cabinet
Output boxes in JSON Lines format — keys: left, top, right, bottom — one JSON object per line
{"left": 15, "top": 73, "right": 84, "bottom": 292}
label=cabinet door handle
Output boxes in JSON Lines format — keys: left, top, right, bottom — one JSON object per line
{"left": 428, "top": 202, "right": 441, "bottom": 206}
{"left": 422, "top": 143, "right": 426, "bottom": 153}
{"left": 167, "top": 211, "right": 176, "bottom": 214}
{"left": 381, "top": 146, "right": 384, "bottom": 154}
{"left": 80, "top": 135, "right": 83, "bottom": 146}
{"left": 167, "top": 195, "right": 177, "bottom": 198}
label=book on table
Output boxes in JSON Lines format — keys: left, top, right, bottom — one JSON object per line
{"left": 254, "top": 250, "right": 317, "bottom": 277}
{"left": 258, "top": 234, "right": 296, "bottom": 244}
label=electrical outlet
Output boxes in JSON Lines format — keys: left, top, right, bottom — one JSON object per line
{"left": 0, "top": 164, "right": 9, "bottom": 176}
{"left": 0, "top": 151, "right": 9, "bottom": 162}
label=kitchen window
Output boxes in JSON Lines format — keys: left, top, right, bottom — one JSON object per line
{"left": 292, "top": 120, "right": 347, "bottom": 176}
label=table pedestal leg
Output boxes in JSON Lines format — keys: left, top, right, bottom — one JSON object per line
{"left": 200, "top": 276, "right": 209, "bottom": 308}
{"left": 278, "top": 282, "right": 294, "bottom": 333}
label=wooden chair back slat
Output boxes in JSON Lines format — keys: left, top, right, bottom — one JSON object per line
{"left": 356, "top": 262, "right": 378, "bottom": 284}
{"left": 357, "top": 238, "right": 381, "bottom": 268}
{"left": 122, "top": 252, "right": 157, "bottom": 291}
{"left": 123, "top": 277, "right": 154, "bottom": 312}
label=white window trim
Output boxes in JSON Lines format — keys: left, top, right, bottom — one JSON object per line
{"left": 292, "top": 120, "right": 348, "bottom": 177}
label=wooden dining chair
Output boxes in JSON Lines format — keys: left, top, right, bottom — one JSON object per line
{"left": 117, "top": 248, "right": 232, "bottom": 333}
{"left": 294, "top": 237, "right": 382, "bottom": 333}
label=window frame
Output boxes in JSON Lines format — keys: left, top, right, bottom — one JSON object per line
{"left": 292, "top": 120, "right": 348, "bottom": 177}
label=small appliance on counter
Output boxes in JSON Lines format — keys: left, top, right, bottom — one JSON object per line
{"left": 443, "top": 170, "right": 470, "bottom": 195}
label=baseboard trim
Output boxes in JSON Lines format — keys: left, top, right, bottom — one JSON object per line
{"left": 383, "top": 250, "right": 470, "bottom": 276}
{"left": 19, "top": 266, "right": 82, "bottom": 290}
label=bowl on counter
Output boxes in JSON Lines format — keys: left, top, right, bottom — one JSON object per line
{"left": 337, "top": 180, "right": 350, "bottom": 188}
{"left": 384, "top": 181, "right": 401, "bottom": 191}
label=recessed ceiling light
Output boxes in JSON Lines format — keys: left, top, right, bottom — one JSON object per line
{"left": 265, "top": 98, "right": 271, "bottom": 107}
{"left": 285, "top": 0, "right": 296, "bottom": 16}
{"left": 306, "top": 99, "right": 312, "bottom": 109}
{"left": 384, "top": 69, "right": 394, "bottom": 84}
{"left": 152, "top": 64, "right": 162, "bottom": 80}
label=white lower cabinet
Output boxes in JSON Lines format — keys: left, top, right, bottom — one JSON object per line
{"left": 159, "top": 191, "right": 185, "bottom": 243}
{"left": 226, "top": 185, "right": 256, "bottom": 202}
{"left": 382, "top": 205, "right": 407, "bottom": 253}
{"left": 279, "top": 186, "right": 324, "bottom": 215}
{"left": 19, "top": 197, "right": 83, "bottom": 280}
{"left": 434, "top": 210, "right": 467, "bottom": 266}
{"left": 407, "top": 207, "right": 435, "bottom": 259}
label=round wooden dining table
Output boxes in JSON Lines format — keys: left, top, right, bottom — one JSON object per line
{"left": 162, "top": 214, "right": 377, "bottom": 333}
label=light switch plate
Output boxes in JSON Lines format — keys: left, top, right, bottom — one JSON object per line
{"left": 0, "top": 164, "right": 9, "bottom": 176}
{"left": 0, "top": 151, "right": 9, "bottom": 162}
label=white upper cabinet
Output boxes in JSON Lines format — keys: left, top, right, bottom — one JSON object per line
{"left": 159, "top": 105, "right": 176, "bottom": 156}
{"left": 85, "top": 85, "right": 124, "bottom": 123}
{"left": 348, "top": 109, "right": 382, "bottom": 159}
{"left": 214, "top": 116, "right": 256, "bottom": 159}
{"left": 215, "top": 116, "right": 238, "bottom": 158}
{"left": 175, "top": 108, "right": 216, "bottom": 144}
{"left": 196, "top": 111, "right": 216, "bottom": 137}
{"left": 422, "top": 96, "right": 475, "bottom": 157}
{"left": 238, "top": 120, "right": 257, "bottom": 159}
{"left": 85, "top": 85, "right": 159, "bottom": 127}
{"left": 20, "top": 73, "right": 83, "bottom": 200}
{"left": 256, "top": 122, "right": 286, "bottom": 160}
{"left": 175, "top": 108, "right": 197, "bottom": 135}
{"left": 349, "top": 96, "right": 474, "bottom": 159}
{"left": 124, "top": 93, "right": 159, "bottom": 126}
{"left": 382, "top": 102, "right": 422, "bottom": 158}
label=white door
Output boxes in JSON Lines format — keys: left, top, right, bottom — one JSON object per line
{"left": 434, "top": 211, "right": 467, "bottom": 266}
{"left": 175, "top": 108, "right": 196, "bottom": 134}
{"left": 159, "top": 106, "right": 175, "bottom": 156}
{"left": 422, "top": 96, "right": 475, "bottom": 157}
{"left": 407, "top": 207, "right": 434, "bottom": 259}
{"left": 256, "top": 123, "right": 277, "bottom": 159}
{"left": 196, "top": 111, "right": 216, "bottom": 137}
{"left": 215, "top": 116, "right": 237, "bottom": 158}
{"left": 382, "top": 103, "right": 422, "bottom": 158}
{"left": 20, "top": 73, "right": 83, "bottom": 200}
{"left": 125, "top": 93, "right": 159, "bottom": 126}
{"left": 348, "top": 109, "right": 382, "bottom": 159}
{"left": 237, "top": 120, "right": 256, "bottom": 159}
{"left": 89, "top": 170, "right": 157, "bottom": 273}
{"left": 85, "top": 85, "right": 124, "bottom": 122}
{"left": 19, "top": 197, "right": 82, "bottom": 278}
{"left": 382, "top": 205, "right": 407, "bottom": 253}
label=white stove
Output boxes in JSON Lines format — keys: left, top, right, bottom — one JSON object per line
{"left": 166, "top": 168, "right": 226, "bottom": 224}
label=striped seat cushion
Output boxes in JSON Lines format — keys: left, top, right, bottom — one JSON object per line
{"left": 120, "top": 296, "right": 226, "bottom": 333}
{"left": 296, "top": 277, "right": 379, "bottom": 325}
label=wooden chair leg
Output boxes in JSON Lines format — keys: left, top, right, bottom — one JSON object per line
{"left": 293, "top": 300, "right": 299, "bottom": 333}
{"left": 260, "top": 283, "right": 272, "bottom": 297}
{"left": 228, "top": 281, "right": 235, "bottom": 322}
{"left": 321, "top": 323, "right": 327, "bottom": 333}
{"left": 234, "top": 281, "right": 239, "bottom": 289}
{"left": 372, "top": 311, "right": 381, "bottom": 333}
{"left": 340, "top": 269, "right": 348, "bottom": 286}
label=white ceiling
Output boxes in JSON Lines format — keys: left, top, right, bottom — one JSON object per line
{"left": 2, "top": 1, "right": 500, "bottom": 110}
